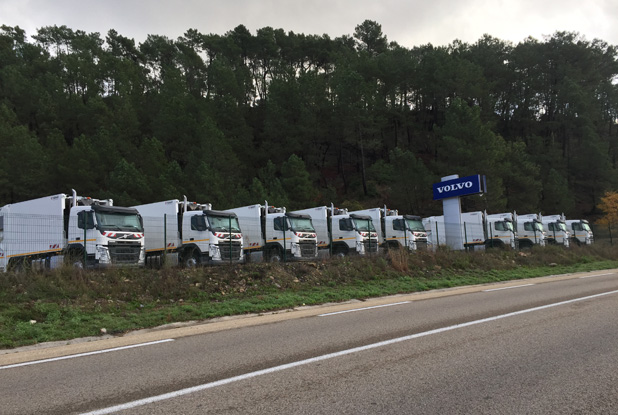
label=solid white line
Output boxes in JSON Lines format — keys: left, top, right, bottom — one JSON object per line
{"left": 579, "top": 273, "right": 615, "bottom": 279}
{"left": 0, "top": 339, "right": 175, "bottom": 370}
{"left": 483, "top": 283, "right": 535, "bottom": 292}
{"left": 318, "top": 301, "right": 411, "bottom": 316}
{"left": 80, "top": 289, "right": 618, "bottom": 415}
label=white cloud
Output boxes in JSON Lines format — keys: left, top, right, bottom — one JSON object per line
{"left": 1, "top": 0, "right": 617, "bottom": 47}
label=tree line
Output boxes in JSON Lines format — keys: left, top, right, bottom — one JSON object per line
{"left": 1, "top": 21, "right": 617, "bottom": 218}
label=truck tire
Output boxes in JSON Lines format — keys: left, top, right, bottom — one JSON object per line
{"left": 9, "top": 257, "right": 30, "bottom": 273}
{"left": 332, "top": 244, "right": 348, "bottom": 258}
{"left": 518, "top": 239, "right": 533, "bottom": 249}
{"left": 182, "top": 249, "right": 200, "bottom": 268}
{"left": 484, "top": 240, "right": 504, "bottom": 249}
{"left": 267, "top": 246, "right": 283, "bottom": 262}
{"left": 65, "top": 249, "right": 85, "bottom": 269}
{"left": 387, "top": 242, "right": 401, "bottom": 251}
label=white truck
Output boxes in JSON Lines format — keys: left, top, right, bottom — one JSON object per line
{"left": 422, "top": 215, "right": 445, "bottom": 248}
{"left": 350, "top": 207, "right": 428, "bottom": 251}
{"left": 0, "top": 190, "right": 145, "bottom": 272}
{"left": 515, "top": 213, "right": 546, "bottom": 248}
{"left": 226, "top": 203, "right": 318, "bottom": 262}
{"left": 461, "top": 211, "right": 517, "bottom": 249}
{"left": 292, "top": 205, "right": 378, "bottom": 256}
{"left": 541, "top": 214, "right": 570, "bottom": 247}
{"left": 566, "top": 219, "right": 593, "bottom": 245}
{"left": 133, "top": 198, "right": 244, "bottom": 267}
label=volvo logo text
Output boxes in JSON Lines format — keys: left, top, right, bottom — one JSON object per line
{"left": 436, "top": 181, "right": 473, "bottom": 193}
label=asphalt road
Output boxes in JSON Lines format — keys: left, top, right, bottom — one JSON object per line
{"left": 1, "top": 270, "right": 618, "bottom": 414}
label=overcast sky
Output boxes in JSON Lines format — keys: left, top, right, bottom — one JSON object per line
{"left": 1, "top": 0, "right": 617, "bottom": 47}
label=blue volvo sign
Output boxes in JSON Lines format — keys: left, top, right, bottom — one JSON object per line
{"left": 433, "top": 174, "right": 485, "bottom": 200}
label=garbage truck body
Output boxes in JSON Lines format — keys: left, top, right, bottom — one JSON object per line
{"left": 515, "top": 213, "right": 546, "bottom": 248}
{"left": 133, "top": 199, "right": 243, "bottom": 267}
{"left": 226, "top": 203, "right": 318, "bottom": 262}
{"left": 566, "top": 219, "right": 593, "bottom": 245}
{"left": 351, "top": 207, "right": 427, "bottom": 251}
{"left": 541, "top": 214, "right": 570, "bottom": 247}
{"left": 461, "top": 211, "right": 517, "bottom": 249}
{"left": 0, "top": 191, "right": 145, "bottom": 272}
{"left": 292, "top": 205, "right": 378, "bottom": 256}
{"left": 422, "top": 215, "right": 446, "bottom": 248}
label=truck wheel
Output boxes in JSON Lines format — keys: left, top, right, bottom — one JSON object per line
{"left": 183, "top": 249, "right": 200, "bottom": 268}
{"left": 65, "top": 250, "right": 85, "bottom": 269}
{"left": 387, "top": 242, "right": 401, "bottom": 251}
{"left": 484, "top": 240, "right": 504, "bottom": 249}
{"left": 518, "top": 240, "right": 532, "bottom": 249}
{"left": 332, "top": 245, "right": 348, "bottom": 258}
{"left": 10, "top": 257, "right": 30, "bottom": 273}
{"left": 268, "top": 246, "right": 283, "bottom": 262}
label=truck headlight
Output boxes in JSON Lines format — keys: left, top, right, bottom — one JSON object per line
{"left": 97, "top": 246, "right": 110, "bottom": 262}
{"left": 209, "top": 245, "right": 220, "bottom": 258}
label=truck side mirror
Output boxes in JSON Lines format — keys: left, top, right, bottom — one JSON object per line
{"left": 339, "top": 218, "right": 354, "bottom": 232}
{"left": 393, "top": 219, "right": 404, "bottom": 231}
{"left": 77, "top": 211, "right": 95, "bottom": 230}
{"left": 191, "top": 215, "right": 207, "bottom": 231}
{"left": 274, "top": 216, "right": 288, "bottom": 231}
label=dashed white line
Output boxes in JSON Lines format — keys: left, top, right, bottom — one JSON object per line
{"left": 318, "top": 301, "right": 411, "bottom": 316}
{"left": 579, "top": 272, "right": 615, "bottom": 279}
{"left": 0, "top": 339, "right": 174, "bottom": 370}
{"left": 483, "top": 283, "right": 535, "bottom": 292}
{"left": 81, "top": 289, "right": 618, "bottom": 415}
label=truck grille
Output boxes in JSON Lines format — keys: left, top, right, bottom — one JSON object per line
{"left": 109, "top": 242, "right": 142, "bottom": 264}
{"left": 364, "top": 240, "right": 379, "bottom": 253}
{"left": 218, "top": 241, "right": 242, "bottom": 260}
{"left": 299, "top": 241, "right": 318, "bottom": 258}
{"left": 415, "top": 240, "right": 428, "bottom": 250}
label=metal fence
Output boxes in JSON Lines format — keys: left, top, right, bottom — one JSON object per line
{"left": 0, "top": 213, "right": 85, "bottom": 271}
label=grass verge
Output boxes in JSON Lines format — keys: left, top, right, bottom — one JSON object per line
{"left": 1, "top": 243, "right": 617, "bottom": 349}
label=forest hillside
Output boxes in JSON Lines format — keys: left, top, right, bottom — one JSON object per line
{"left": 1, "top": 21, "right": 617, "bottom": 218}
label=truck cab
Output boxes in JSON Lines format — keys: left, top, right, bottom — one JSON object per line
{"left": 541, "top": 214, "right": 570, "bottom": 247}
{"left": 265, "top": 210, "right": 319, "bottom": 261}
{"left": 133, "top": 199, "right": 244, "bottom": 267}
{"left": 515, "top": 213, "right": 546, "bottom": 248}
{"left": 292, "top": 206, "right": 378, "bottom": 256}
{"left": 352, "top": 207, "right": 427, "bottom": 251}
{"left": 0, "top": 191, "right": 145, "bottom": 272}
{"left": 69, "top": 203, "right": 146, "bottom": 268}
{"left": 484, "top": 212, "right": 517, "bottom": 248}
{"left": 566, "top": 219, "right": 593, "bottom": 245}
{"left": 182, "top": 207, "right": 244, "bottom": 265}
{"left": 228, "top": 203, "right": 318, "bottom": 262}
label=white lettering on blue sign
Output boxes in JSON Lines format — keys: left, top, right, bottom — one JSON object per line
{"left": 432, "top": 174, "right": 484, "bottom": 200}
{"left": 436, "top": 181, "right": 473, "bottom": 193}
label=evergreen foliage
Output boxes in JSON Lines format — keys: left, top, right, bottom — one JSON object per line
{"left": 1, "top": 22, "right": 617, "bottom": 218}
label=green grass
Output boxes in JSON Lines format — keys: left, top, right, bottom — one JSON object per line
{"left": 1, "top": 243, "right": 617, "bottom": 349}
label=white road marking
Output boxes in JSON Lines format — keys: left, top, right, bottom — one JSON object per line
{"left": 318, "top": 301, "right": 411, "bottom": 316}
{"left": 81, "top": 289, "right": 618, "bottom": 415}
{"left": 579, "top": 272, "right": 615, "bottom": 279}
{"left": 483, "top": 283, "right": 535, "bottom": 292}
{"left": 0, "top": 339, "right": 174, "bottom": 370}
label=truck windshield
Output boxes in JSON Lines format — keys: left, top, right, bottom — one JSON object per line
{"left": 288, "top": 217, "right": 315, "bottom": 232}
{"left": 405, "top": 219, "right": 425, "bottom": 232}
{"left": 582, "top": 222, "right": 592, "bottom": 232}
{"left": 534, "top": 222, "right": 544, "bottom": 232}
{"left": 207, "top": 215, "right": 241, "bottom": 233}
{"left": 96, "top": 211, "right": 143, "bottom": 232}
{"left": 353, "top": 218, "right": 376, "bottom": 232}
